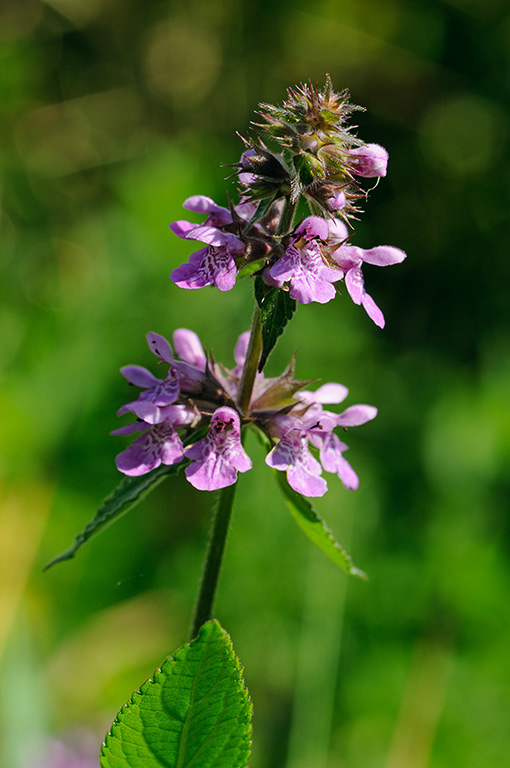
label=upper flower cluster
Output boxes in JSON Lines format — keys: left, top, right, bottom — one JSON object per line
{"left": 250, "top": 77, "right": 387, "bottom": 213}
{"left": 114, "top": 328, "right": 376, "bottom": 497}
{"left": 170, "top": 200, "right": 405, "bottom": 327}
{"left": 169, "top": 79, "right": 406, "bottom": 327}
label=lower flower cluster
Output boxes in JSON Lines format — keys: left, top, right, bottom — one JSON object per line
{"left": 114, "top": 329, "right": 377, "bottom": 497}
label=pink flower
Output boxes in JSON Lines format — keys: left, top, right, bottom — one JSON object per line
{"left": 113, "top": 328, "right": 377, "bottom": 498}
{"left": 266, "top": 422, "right": 328, "bottom": 497}
{"left": 170, "top": 225, "right": 244, "bottom": 291}
{"left": 348, "top": 143, "right": 388, "bottom": 177}
{"left": 266, "top": 385, "right": 377, "bottom": 495}
{"left": 269, "top": 216, "right": 343, "bottom": 304}
{"left": 331, "top": 244, "right": 406, "bottom": 327}
{"left": 184, "top": 407, "right": 252, "bottom": 490}
{"left": 114, "top": 404, "right": 193, "bottom": 476}
{"left": 118, "top": 333, "right": 181, "bottom": 419}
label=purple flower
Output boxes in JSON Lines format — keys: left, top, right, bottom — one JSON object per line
{"left": 266, "top": 420, "right": 328, "bottom": 497}
{"left": 326, "top": 189, "right": 346, "bottom": 211}
{"left": 118, "top": 333, "right": 181, "bottom": 418}
{"left": 269, "top": 216, "right": 343, "bottom": 304}
{"left": 305, "top": 402, "right": 377, "bottom": 490}
{"left": 172, "top": 328, "right": 207, "bottom": 391}
{"left": 311, "top": 431, "right": 359, "bottom": 490}
{"left": 114, "top": 405, "right": 193, "bottom": 476}
{"left": 184, "top": 407, "right": 252, "bottom": 490}
{"left": 113, "top": 327, "right": 377, "bottom": 497}
{"left": 265, "top": 383, "right": 377, "bottom": 495}
{"left": 331, "top": 244, "right": 406, "bottom": 327}
{"left": 170, "top": 225, "right": 244, "bottom": 291}
{"left": 182, "top": 195, "right": 233, "bottom": 227}
{"left": 348, "top": 143, "right": 388, "bottom": 177}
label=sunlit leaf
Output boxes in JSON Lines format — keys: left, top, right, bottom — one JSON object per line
{"left": 274, "top": 471, "right": 367, "bottom": 578}
{"left": 100, "top": 620, "right": 252, "bottom": 768}
{"left": 43, "top": 461, "right": 188, "bottom": 571}
{"left": 254, "top": 276, "right": 296, "bottom": 372}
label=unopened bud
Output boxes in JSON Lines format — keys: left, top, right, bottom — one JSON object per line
{"left": 348, "top": 143, "right": 388, "bottom": 177}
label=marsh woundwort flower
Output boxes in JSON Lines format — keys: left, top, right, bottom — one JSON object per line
{"left": 114, "top": 329, "right": 376, "bottom": 496}
{"left": 169, "top": 80, "right": 406, "bottom": 324}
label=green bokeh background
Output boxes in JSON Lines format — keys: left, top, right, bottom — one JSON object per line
{"left": 1, "top": 0, "right": 509, "bottom": 766}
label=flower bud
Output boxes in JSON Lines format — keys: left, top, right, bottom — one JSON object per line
{"left": 348, "top": 143, "right": 388, "bottom": 177}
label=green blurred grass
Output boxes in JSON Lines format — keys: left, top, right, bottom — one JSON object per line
{"left": 1, "top": 0, "right": 509, "bottom": 766}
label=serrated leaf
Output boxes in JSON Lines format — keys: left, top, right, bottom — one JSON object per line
{"left": 254, "top": 277, "right": 296, "bottom": 372}
{"left": 100, "top": 620, "right": 252, "bottom": 768}
{"left": 273, "top": 471, "right": 367, "bottom": 578}
{"left": 43, "top": 460, "right": 188, "bottom": 571}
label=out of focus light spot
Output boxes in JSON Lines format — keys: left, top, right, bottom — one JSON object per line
{"left": 46, "top": 591, "right": 183, "bottom": 720}
{"left": 0, "top": 482, "right": 54, "bottom": 658}
{"left": 0, "top": 0, "right": 44, "bottom": 41}
{"left": 144, "top": 19, "right": 221, "bottom": 106}
{"left": 423, "top": 350, "right": 510, "bottom": 488}
{"left": 15, "top": 88, "right": 146, "bottom": 176}
{"left": 419, "top": 93, "right": 507, "bottom": 176}
{"left": 42, "top": 0, "right": 112, "bottom": 26}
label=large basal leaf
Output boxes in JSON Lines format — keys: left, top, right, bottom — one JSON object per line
{"left": 100, "top": 620, "right": 252, "bottom": 768}
{"left": 254, "top": 276, "right": 296, "bottom": 372}
{"left": 43, "top": 461, "right": 188, "bottom": 571}
{"left": 274, "top": 471, "right": 367, "bottom": 579}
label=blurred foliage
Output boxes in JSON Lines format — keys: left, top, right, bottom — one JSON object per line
{"left": 0, "top": 0, "right": 509, "bottom": 766}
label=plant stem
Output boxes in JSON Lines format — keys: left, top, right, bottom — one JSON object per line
{"left": 189, "top": 481, "right": 238, "bottom": 640}
{"left": 237, "top": 304, "right": 262, "bottom": 415}
{"left": 279, "top": 196, "right": 297, "bottom": 235}
{"left": 189, "top": 195, "right": 296, "bottom": 641}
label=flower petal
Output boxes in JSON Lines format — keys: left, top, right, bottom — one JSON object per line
{"left": 173, "top": 328, "right": 207, "bottom": 369}
{"left": 336, "top": 404, "right": 378, "bottom": 427}
{"left": 301, "top": 383, "right": 349, "bottom": 405}
{"left": 361, "top": 245, "right": 406, "bottom": 267}
{"left": 183, "top": 195, "right": 232, "bottom": 226}
{"left": 345, "top": 266, "right": 364, "bottom": 304}
{"left": 169, "top": 220, "right": 199, "bottom": 238}
{"left": 295, "top": 216, "right": 329, "bottom": 241}
{"left": 287, "top": 465, "right": 328, "bottom": 497}
{"left": 146, "top": 332, "right": 174, "bottom": 363}
{"left": 234, "top": 331, "right": 251, "bottom": 368}
{"left": 120, "top": 365, "right": 159, "bottom": 387}
{"left": 362, "top": 292, "right": 385, "bottom": 328}
{"left": 116, "top": 425, "right": 183, "bottom": 476}
{"left": 335, "top": 455, "right": 359, "bottom": 490}
{"left": 348, "top": 143, "right": 388, "bottom": 177}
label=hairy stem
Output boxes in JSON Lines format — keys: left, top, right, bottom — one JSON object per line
{"left": 279, "top": 196, "right": 297, "bottom": 235}
{"left": 189, "top": 481, "right": 238, "bottom": 640}
{"left": 236, "top": 304, "right": 262, "bottom": 415}
{"left": 190, "top": 196, "right": 297, "bottom": 640}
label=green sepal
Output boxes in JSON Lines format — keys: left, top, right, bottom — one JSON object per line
{"left": 293, "top": 153, "right": 326, "bottom": 187}
{"left": 254, "top": 277, "right": 297, "bottom": 372}
{"left": 100, "top": 620, "right": 252, "bottom": 768}
{"left": 242, "top": 194, "right": 277, "bottom": 232}
{"left": 250, "top": 355, "right": 315, "bottom": 412}
{"left": 236, "top": 258, "right": 267, "bottom": 280}
{"left": 43, "top": 460, "right": 189, "bottom": 571}
{"left": 273, "top": 470, "right": 367, "bottom": 579}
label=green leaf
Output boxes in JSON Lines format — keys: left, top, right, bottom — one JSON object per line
{"left": 43, "top": 460, "right": 188, "bottom": 571}
{"left": 236, "top": 258, "right": 267, "bottom": 280}
{"left": 274, "top": 471, "right": 367, "bottom": 578}
{"left": 254, "top": 276, "right": 296, "bottom": 372}
{"left": 100, "top": 620, "right": 252, "bottom": 768}
{"left": 242, "top": 194, "right": 276, "bottom": 233}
